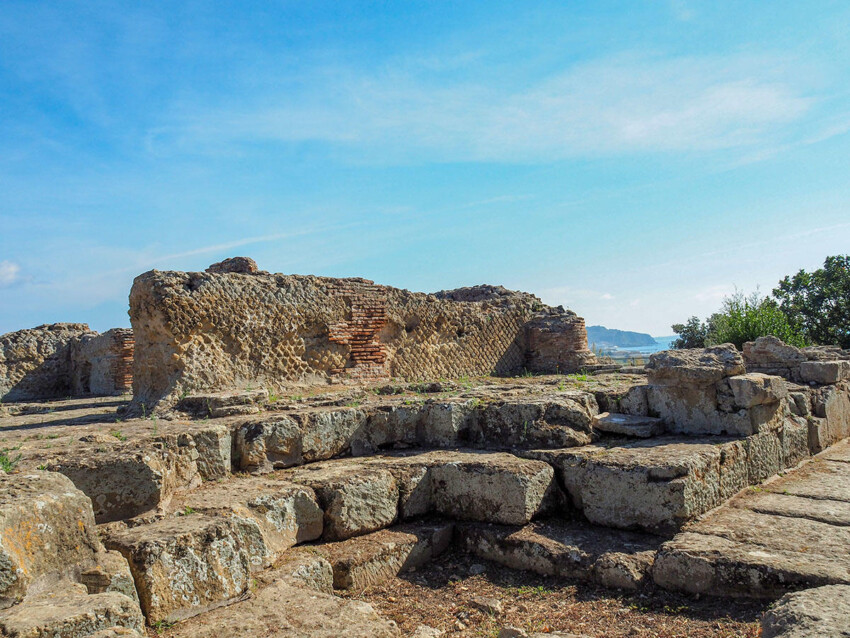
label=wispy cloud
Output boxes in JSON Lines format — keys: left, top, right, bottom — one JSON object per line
{"left": 0, "top": 261, "right": 21, "bottom": 287}
{"left": 149, "top": 52, "right": 813, "bottom": 163}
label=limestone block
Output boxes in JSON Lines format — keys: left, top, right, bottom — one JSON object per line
{"left": 469, "top": 396, "right": 595, "bottom": 449}
{"left": 173, "top": 477, "right": 323, "bottom": 569}
{"left": 0, "top": 471, "right": 102, "bottom": 607}
{"left": 591, "top": 550, "right": 657, "bottom": 591}
{"left": 316, "top": 521, "right": 453, "bottom": 590}
{"left": 234, "top": 416, "right": 302, "bottom": 473}
{"left": 430, "top": 452, "right": 556, "bottom": 525}
{"left": 288, "top": 463, "right": 399, "bottom": 540}
{"left": 0, "top": 589, "right": 144, "bottom": 638}
{"left": 351, "top": 404, "right": 423, "bottom": 455}
{"left": 419, "top": 400, "right": 474, "bottom": 447}
{"left": 646, "top": 344, "right": 745, "bottom": 387}
{"left": 780, "top": 417, "right": 810, "bottom": 469}
{"left": 78, "top": 550, "right": 139, "bottom": 604}
{"left": 745, "top": 429, "right": 783, "bottom": 483}
{"left": 527, "top": 438, "right": 749, "bottom": 534}
{"left": 646, "top": 384, "right": 754, "bottom": 436}
{"left": 300, "top": 408, "right": 367, "bottom": 462}
{"left": 727, "top": 373, "right": 787, "bottom": 407}
{"left": 189, "top": 424, "right": 231, "bottom": 480}
{"left": 265, "top": 547, "right": 334, "bottom": 594}
{"left": 761, "top": 584, "right": 850, "bottom": 637}
{"left": 50, "top": 435, "right": 201, "bottom": 523}
{"left": 104, "top": 515, "right": 251, "bottom": 623}
{"left": 800, "top": 360, "right": 850, "bottom": 385}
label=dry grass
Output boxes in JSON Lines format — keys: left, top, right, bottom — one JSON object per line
{"left": 345, "top": 548, "right": 765, "bottom": 637}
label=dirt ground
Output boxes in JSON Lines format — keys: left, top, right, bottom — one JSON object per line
{"left": 346, "top": 547, "right": 766, "bottom": 638}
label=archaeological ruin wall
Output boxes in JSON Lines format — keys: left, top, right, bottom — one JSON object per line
{"left": 129, "top": 258, "right": 595, "bottom": 411}
{"left": 0, "top": 323, "right": 135, "bottom": 401}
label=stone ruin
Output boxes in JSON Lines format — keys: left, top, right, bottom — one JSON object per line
{"left": 0, "top": 259, "right": 849, "bottom": 637}
{"left": 0, "top": 323, "right": 134, "bottom": 401}
{"left": 128, "top": 257, "right": 596, "bottom": 412}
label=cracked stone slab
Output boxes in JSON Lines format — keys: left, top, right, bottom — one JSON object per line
{"left": 730, "top": 490, "right": 850, "bottom": 526}
{"left": 591, "top": 412, "right": 664, "bottom": 438}
{"left": 764, "top": 459, "right": 850, "bottom": 503}
{"left": 456, "top": 520, "right": 660, "bottom": 591}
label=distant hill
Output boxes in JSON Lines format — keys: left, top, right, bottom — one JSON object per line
{"left": 586, "top": 325, "right": 657, "bottom": 348}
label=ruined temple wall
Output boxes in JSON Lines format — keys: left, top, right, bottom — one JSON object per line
{"left": 129, "top": 267, "right": 593, "bottom": 410}
{"left": 0, "top": 323, "right": 95, "bottom": 401}
{"left": 71, "top": 328, "right": 135, "bottom": 396}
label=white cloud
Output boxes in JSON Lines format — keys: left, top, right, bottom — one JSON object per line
{"left": 0, "top": 261, "right": 21, "bottom": 287}
{"left": 601, "top": 293, "right": 615, "bottom": 300}
{"left": 150, "top": 52, "right": 813, "bottom": 163}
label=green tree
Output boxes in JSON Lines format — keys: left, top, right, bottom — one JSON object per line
{"left": 707, "top": 290, "right": 807, "bottom": 349}
{"left": 671, "top": 316, "right": 709, "bottom": 349}
{"left": 773, "top": 255, "right": 850, "bottom": 349}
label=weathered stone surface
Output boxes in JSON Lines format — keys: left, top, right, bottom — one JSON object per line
{"left": 0, "top": 471, "right": 102, "bottom": 607}
{"left": 78, "top": 550, "right": 139, "bottom": 604}
{"left": 0, "top": 323, "right": 95, "bottom": 401}
{"left": 300, "top": 408, "right": 367, "bottom": 462}
{"left": 811, "top": 383, "right": 850, "bottom": 449}
{"left": 175, "top": 389, "right": 268, "bottom": 418}
{"left": 524, "top": 311, "right": 596, "bottom": 374}
{"left": 761, "top": 584, "right": 850, "bottom": 637}
{"left": 646, "top": 344, "right": 745, "bottom": 387}
{"left": 89, "top": 628, "right": 144, "bottom": 638}
{"left": 166, "top": 578, "right": 400, "bottom": 637}
{"left": 469, "top": 396, "right": 596, "bottom": 450}
{"left": 190, "top": 424, "right": 231, "bottom": 480}
{"left": 316, "top": 521, "right": 453, "bottom": 590}
{"left": 526, "top": 437, "right": 748, "bottom": 534}
{"left": 655, "top": 441, "right": 850, "bottom": 597}
{"left": 70, "top": 328, "right": 135, "bottom": 396}
{"left": 129, "top": 266, "right": 592, "bottom": 411}
{"left": 743, "top": 336, "right": 807, "bottom": 381}
{"left": 457, "top": 520, "right": 660, "bottom": 590}
{"left": 172, "top": 477, "right": 323, "bottom": 569}
{"left": 234, "top": 415, "right": 302, "bottom": 472}
{"left": 592, "top": 412, "right": 664, "bottom": 438}
{"left": 265, "top": 547, "right": 334, "bottom": 594}
{"left": 429, "top": 452, "right": 556, "bottom": 525}
{"left": 104, "top": 515, "right": 251, "bottom": 623}
{"left": 800, "top": 360, "right": 850, "bottom": 385}
{"left": 288, "top": 462, "right": 399, "bottom": 540}
{"left": 205, "top": 256, "right": 259, "bottom": 274}
{"left": 727, "top": 373, "right": 787, "bottom": 407}
{"left": 49, "top": 435, "right": 201, "bottom": 523}
{"left": 0, "top": 589, "right": 144, "bottom": 638}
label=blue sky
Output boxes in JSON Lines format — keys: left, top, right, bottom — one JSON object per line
{"left": 2, "top": 1, "right": 849, "bottom": 336}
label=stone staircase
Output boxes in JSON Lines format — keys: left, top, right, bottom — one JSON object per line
{"left": 2, "top": 344, "right": 850, "bottom": 636}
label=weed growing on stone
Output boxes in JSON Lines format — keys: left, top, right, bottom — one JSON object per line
{"left": 0, "top": 446, "right": 22, "bottom": 472}
{"left": 110, "top": 430, "right": 127, "bottom": 441}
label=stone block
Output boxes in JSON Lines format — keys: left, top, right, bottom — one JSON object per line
{"left": 727, "top": 373, "right": 787, "bottom": 407}
{"left": 469, "top": 397, "right": 595, "bottom": 449}
{"left": 104, "top": 515, "right": 251, "bottom": 623}
{"left": 646, "top": 344, "right": 745, "bottom": 387}
{"left": 800, "top": 360, "right": 850, "bottom": 385}
{"left": 300, "top": 408, "right": 367, "bottom": 462}
{"left": 50, "top": 436, "right": 201, "bottom": 523}
{"left": 288, "top": 463, "right": 399, "bottom": 540}
{"left": 0, "top": 589, "right": 144, "bottom": 638}
{"left": 265, "top": 547, "right": 334, "bottom": 594}
{"left": 592, "top": 412, "right": 664, "bottom": 438}
{"left": 0, "top": 471, "right": 102, "bottom": 607}
{"left": 234, "top": 415, "right": 302, "bottom": 473}
{"left": 761, "top": 584, "right": 850, "bottom": 638}
{"left": 189, "top": 424, "right": 231, "bottom": 480}
{"left": 430, "top": 452, "right": 556, "bottom": 525}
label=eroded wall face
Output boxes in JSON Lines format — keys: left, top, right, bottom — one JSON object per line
{"left": 71, "top": 328, "right": 135, "bottom": 396}
{"left": 129, "top": 269, "right": 592, "bottom": 409}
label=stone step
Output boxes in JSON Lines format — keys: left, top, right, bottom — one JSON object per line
{"left": 524, "top": 421, "right": 810, "bottom": 535}
{"left": 314, "top": 520, "right": 453, "bottom": 590}
{"left": 163, "top": 574, "right": 399, "bottom": 638}
{"left": 654, "top": 441, "right": 850, "bottom": 598}
{"left": 456, "top": 518, "right": 661, "bottom": 591}
{"left": 761, "top": 584, "right": 850, "bottom": 638}
{"left": 591, "top": 412, "right": 664, "bottom": 438}
{"left": 283, "top": 450, "right": 559, "bottom": 540}
{"left": 169, "top": 476, "right": 324, "bottom": 569}
{"left": 104, "top": 515, "right": 251, "bottom": 624}
{"left": 0, "top": 587, "right": 145, "bottom": 638}
{"left": 234, "top": 393, "right": 598, "bottom": 472}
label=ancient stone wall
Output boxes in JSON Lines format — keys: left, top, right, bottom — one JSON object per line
{"left": 0, "top": 324, "right": 134, "bottom": 401}
{"left": 0, "top": 323, "right": 95, "bottom": 401}
{"left": 129, "top": 261, "right": 595, "bottom": 411}
{"left": 743, "top": 335, "right": 850, "bottom": 382}
{"left": 71, "top": 328, "right": 135, "bottom": 396}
